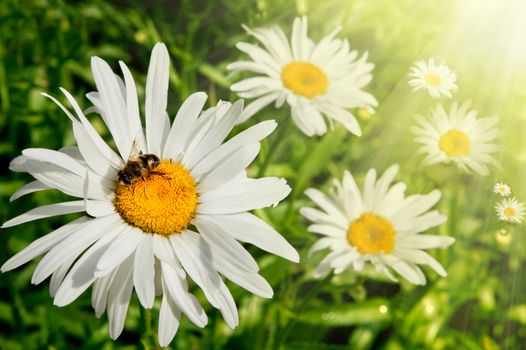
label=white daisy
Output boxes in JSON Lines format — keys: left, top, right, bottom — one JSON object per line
{"left": 228, "top": 16, "right": 377, "bottom": 137}
{"left": 1, "top": 43, "right": 298, "bottom": 346}
{"left": 409, "top": 58, "right": 458, "bottom": 98}
{"left": 493, "top": 182, "right": 511, "bottom": 197}
{"left": 496, "top": 197, "right": 525, "bottom": 223}
{"left": 412, "top": 101, "right": 500, "bottom": 176}
{"left": 300, "top": 165, "right": 454, "bottom": 285}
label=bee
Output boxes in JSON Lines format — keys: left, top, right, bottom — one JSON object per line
{"left": 118, "top": 152, "right": 161, "bottom": 185}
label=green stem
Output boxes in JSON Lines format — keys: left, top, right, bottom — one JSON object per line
{"left": 275, "top": 274, "right": 332, "bottom": 349}
{"left": 140, "top": 308, "right": 157, "bottom": 350}
{"left": 257, "top": 115, "right": 291, "bottom": 178}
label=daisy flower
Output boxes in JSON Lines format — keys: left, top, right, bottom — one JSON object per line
{"left": 412, "top": 101, "right": 500, "bottom": 176}
{"left": 409, "top": 58, "right": 458, "bottom": 98}
{"left": 228, "top": 16, "right": 377, "bottom": 137}
{"left": 1, "top": 43, "right": 299, "bottom": 346}
{"left": 493, "top": 182, "right": 511, "bottom": 197}
{"left": 300, "top": 165, "right": 454, "bottom": 285}
{"left": 496, "top": 197, "right": 525, "bottom": 223}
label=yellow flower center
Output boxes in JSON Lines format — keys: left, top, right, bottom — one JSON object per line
{"left": 439, "top": 129, "right": 471, "bottom": 157}
{"left": 114, "top": 160, "right": 197, "bottom": 236}
{"left": 504, "top": 207, "right": 516, "bottom": 218}
{"left": 424, "top": 73, "right": 442, "bottom": 87}
{"left": 281, "top": 61, "right": 328, "bottom": 98}
{"left": 347, "top": 212, "right": 396, "bottom": 254}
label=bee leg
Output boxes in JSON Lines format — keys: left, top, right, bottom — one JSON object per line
{"left": 141, "top": 176, "right": 149, "bottom": 199}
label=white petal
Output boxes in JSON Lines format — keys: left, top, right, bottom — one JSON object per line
{"left": 107, "top": 256, "right": 134, "bottom": 339}
{"left": 2, "top": 201, "right": 87, "bottom": 228}
{"left": 170, "top": 231, "right": 222, "bottom": 304}
{"left": 183, "top": 100, "right": 243, "bottom": 169}
{"left": 151, "top": 235, "right": 185, "bottom": 278}
{"left": 133, "top": 237, "right": 155, "bottom": 308}
{"left": 194, "top": 215, "right": 259, "bottom": 272}
{"left": 95, "top": 225, "right": 143, "bottom": 277}
{"left": 160, "top": 261, "right": 208, "bottom": 327}
{"left": 145, "top": 43, "right": 170, "bottom": 155}
{"left": 398, "top": 234, "right": 455, "bottom": 249}
{"left": 197, "top": 177, "right": 291, "bottom": 214}
{"left": 158, "top": 291, "right": 181, "bottom": 347}
{"left": 304, "top": 188, "right": 348, "bottom": 227}
{"left": 31, "top": 214, "right": 121, "bottom": 284}
{"left": 85, "top": 199, "right": 115, "bottom": 217}
{"left": 9, "top": 180, "right": 50, "bottom": 202}
{"left": 1, "top": 216, "right": 89, "bottom": 272}
{"left": 22, "top": 148, "right": 86, "bottom": 175}
{"left": 197, "top": 143, "right": 260, "bottom": 192}
{"left": 163, "top": 92, "right": 208, "bottom": 159}
{"left": 202, "top": 213, "right": 299, "bottom": 262}
{"left": 53, "top": 223, "right": 124, "bottom": 306}
{"left": 44, "top": 90, "right": 122, "bottom": 171}
{"left": 49, "top": 256, "right": 76, "bottom": 297}
{"left": 90, "top": 58, "right": 132, "bottom": 158}
{"left": 191, "top": 120, "right": 277, "bottom": 179}
{"left": 238, "top": 93, "right": 280, "bottom": 123}
{"left": 119, "top": 61, "right": 145, "bottom": 159}
{"left": 92, "top": 270, "right": 117, "bottom": 318}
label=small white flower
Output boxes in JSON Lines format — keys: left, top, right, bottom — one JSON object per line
{"left": 1, "top": 43, "right": 299, "bottom": 347}
{"left": 496, "top": 197, "right": 525, "bottom": 223}
{"left": 493, "top": 182, "right": 511, "bottom": 197}
{"left": 412, "top": 101, "right": 500, "bottom": 176}
{"left": 229, "top": 16, "right": 377, "bottom": 137}
{"left": 301, "top": 165, "right": 455, "bottom": 285}
{"left": 409, "top": 58, "right": 458, "bottom": 98}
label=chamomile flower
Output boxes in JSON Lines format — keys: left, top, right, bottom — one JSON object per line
{"left": 1, "top": 43, "right": 298, "bottom": 346}
{"left": 229, "top": 16, "right": 377, "bottom": 137}
{"left": 409, "top": 58, "right": 458, "bottom": 98}
{"left": 412, "top": 101, "right": 500, "bottom": 176}
{"left": 493, "top": 182, "right": 511, "bottom": 197}
{"left": 301, "top": 165, "right": 454, "bottom": 285}
{"left": 496, "top": 197, "right": 525, "bottom": 223}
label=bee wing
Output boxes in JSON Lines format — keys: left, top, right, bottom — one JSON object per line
{"left": 127, "top": 131, "right": 146, "bottom": 160}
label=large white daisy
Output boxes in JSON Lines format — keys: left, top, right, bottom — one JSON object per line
{"left": 412, "top": 101, "right": 500, "bottom": 176}
{"left": 300, "top": 165, "right": 454, "bottom": 285}
{"left": 228, "top": 16, "right": 377, "bottom": 137}
{"left": 409, "top": 58, "right": 458, "bottom": 99}
{"left": 1, "top": 43, "right": 298, "bottom": 346}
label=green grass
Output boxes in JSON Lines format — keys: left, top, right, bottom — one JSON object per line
{"left": 1, "top": 0, "right": 526, "bottom": 349}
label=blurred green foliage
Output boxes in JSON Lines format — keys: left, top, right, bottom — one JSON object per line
{"left": 1, "top": 0, "right": 526, "bottom": 349}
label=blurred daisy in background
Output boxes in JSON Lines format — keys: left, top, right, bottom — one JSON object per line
{"left": 300, "top": 165, "right": 454, "bottom": 285}
{"left": 493, "top": 182, "right": 511, "bottom": 196}
{"left": 1, "top": 43, "right": 298, "bottom": 347}
{"left": 409, "top": 58, "right": 458, "bottom": 98}
{"left": 496, "top": 197, "right": 525, "bottom": 224}
{"left": 229, "top": 16, "right": 377, "bottom": 137}
{"left": 412, "top": 101, "right": 500, "bottom": 176}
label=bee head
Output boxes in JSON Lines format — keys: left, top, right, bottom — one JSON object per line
{"left": 118, "top": 171, "right": 133, "bottom": 185}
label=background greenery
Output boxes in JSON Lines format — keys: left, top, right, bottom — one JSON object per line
{"left": 1, "top": 0, "right": 526, "bottom": 349}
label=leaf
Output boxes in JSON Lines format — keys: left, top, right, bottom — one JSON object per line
{"left": 293, "top": 298, "right": 391, "bottom": 326}
{"left": 198, "top": 63, "right": 231, "bottom": 88}
{"left": 293, "top": 126, "right": 347, "bottom": 197}
{"left": 507, "top": 304, "right": 526, "bottom": 325}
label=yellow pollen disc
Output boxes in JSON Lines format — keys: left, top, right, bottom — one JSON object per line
{"left": 424, "top": 72, "right": 442, "bottom": 87}
{"left": 347, "top": 212, "right": 396, "bottom": 254}
{"left": 281, "top": 61, "right": 328, "bottom": 98}
{"left": 504, "top": 207, "right": 516, "bottom": 218}
{"left": 114, "top": 160, "right": 197, "bottom": 236}
{"left": 439, "top": 129, "right": 471, "bottom": 157}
